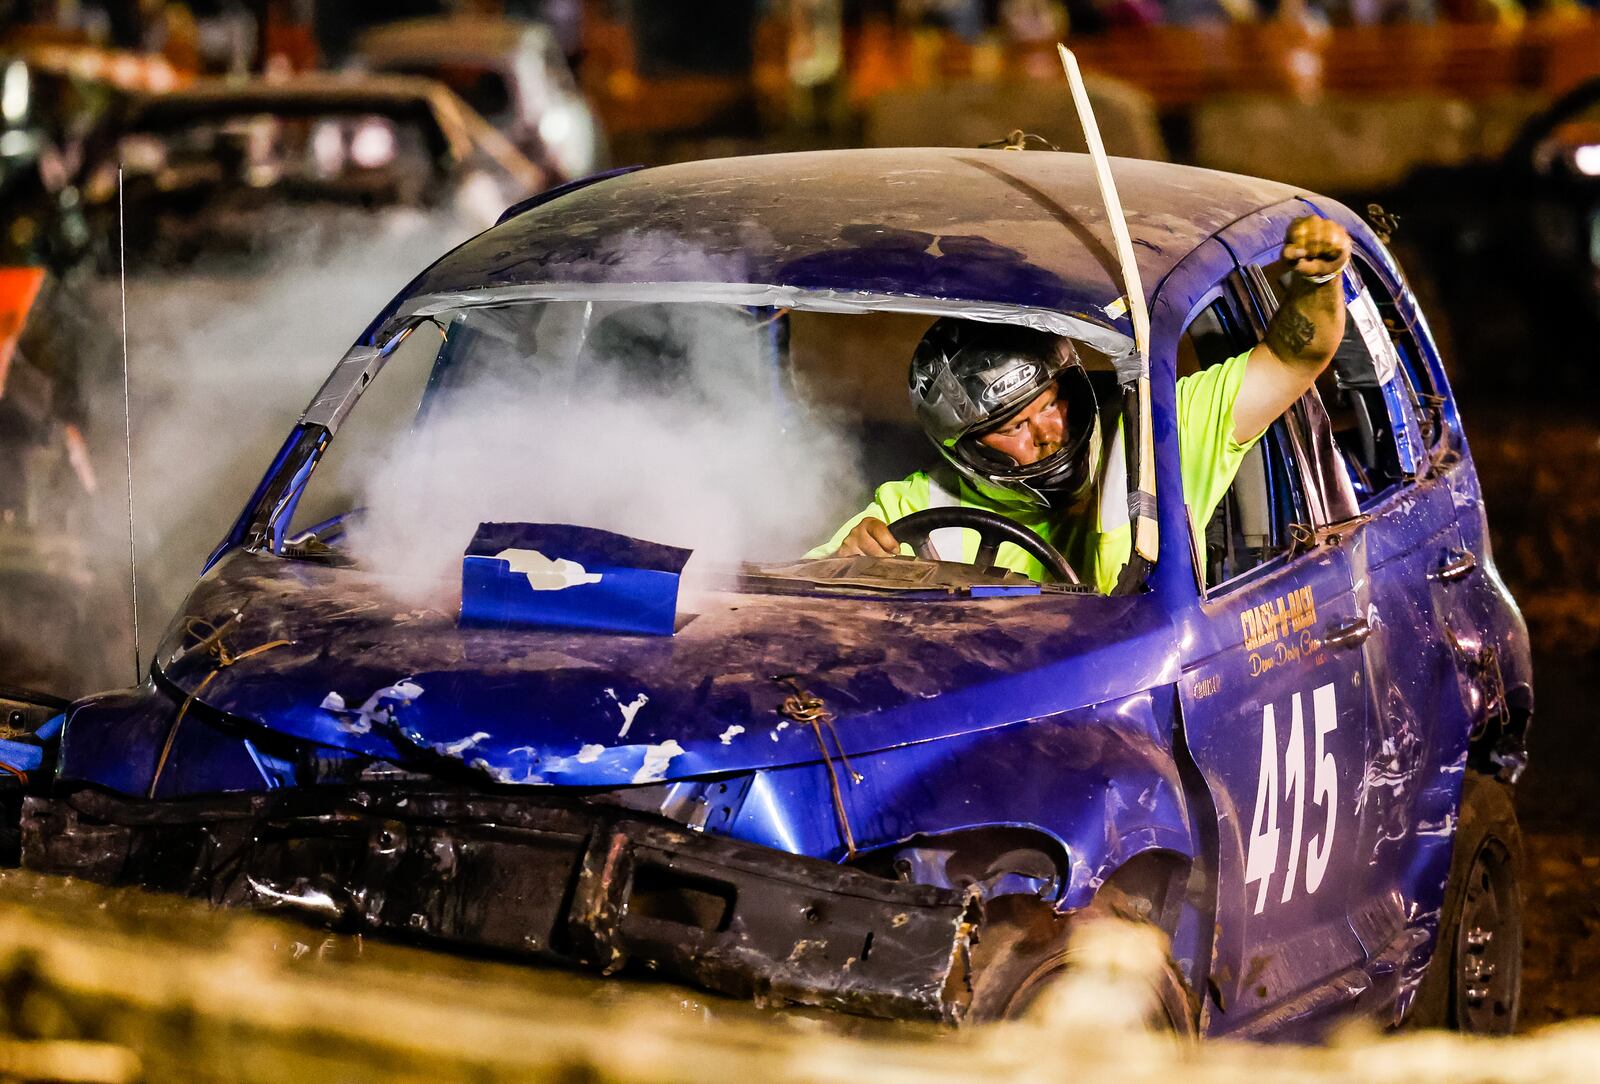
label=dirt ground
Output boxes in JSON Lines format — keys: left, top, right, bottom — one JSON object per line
{"left": 1462, "top": 400, "right": 1600, "bottom": 1028}
{"left": 1521, "top": 833, "right": 1600, "bottom": 1027}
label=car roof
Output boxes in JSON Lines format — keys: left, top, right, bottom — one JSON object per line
{"left": 118, "top": 74, "right": 547, "bottom": 192}
{"left": 121, "top": 74, "right": 477, "bottom": 158}
{"left": 356, "top": 15, "right": 557, "bottom": 66}
{"left": 127, "top": 74, "right": 460, "bottom": 119}
{"left": 396, "top": 148, "right": 1305, "bottom": 329}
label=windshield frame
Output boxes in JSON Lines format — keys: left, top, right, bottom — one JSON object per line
{"left": 223, "top": 285, "right": 1151, "bottom": 592}
{"left": 311, "top": 283, "right": 1138, "bottom": 436}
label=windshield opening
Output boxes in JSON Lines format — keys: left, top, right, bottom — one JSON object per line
{"left": 280, "top": 298, "right": 1131, "bottom": 603}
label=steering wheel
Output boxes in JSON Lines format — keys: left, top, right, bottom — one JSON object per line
{"left": 890, "top": 507, "right": 1080, "bottom": 586}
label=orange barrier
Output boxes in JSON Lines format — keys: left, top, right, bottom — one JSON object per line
{"left": 579, "top": 15, "right": 772, "bottom": 137}
{"left": 11, "top": 43, "right": 191, "bottom": 93}
{"left": 1536, "top": 18, "right": 1600, "bottom": 94}
{"left": 1067, "top": 24, "right": 1242, "bottom": 104}
{"left": 0, "top": 267, "right": 46, "bottom": 399}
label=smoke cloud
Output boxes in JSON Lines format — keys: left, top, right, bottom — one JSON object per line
{"left": 334, "top": 294, "right": 869, "bottom": 604}
{"left": 71, "top": 208, "right": 484, "bottom": 687}
{"left": 10, "top": 213, "right": 887, "bottom": 697}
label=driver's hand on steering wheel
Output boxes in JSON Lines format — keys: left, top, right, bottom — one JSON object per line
{"left": 836, "top": 516, "right": 903, "bottom": 558}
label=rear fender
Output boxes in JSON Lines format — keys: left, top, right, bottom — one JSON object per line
{"left": 1448, "top": 468, "right": 1534, "bottom": 781}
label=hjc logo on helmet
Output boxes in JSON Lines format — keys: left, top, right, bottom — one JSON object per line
{"left": 982, "top": 363, "right": 1038, "bottom": 405}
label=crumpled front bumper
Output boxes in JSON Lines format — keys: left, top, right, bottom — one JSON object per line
{"left": 21, "top": 788, "right": 981, "bottom": 1022}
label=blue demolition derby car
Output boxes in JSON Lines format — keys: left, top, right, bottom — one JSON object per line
{"left": 18, "top": 148, "right": 1530, "bottom": 1040}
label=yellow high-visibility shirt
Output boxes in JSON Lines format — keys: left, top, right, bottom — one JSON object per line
{"left": 809, "top": 351, "right": 1263, "bottom": 593}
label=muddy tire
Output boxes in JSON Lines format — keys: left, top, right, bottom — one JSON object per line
{"left": 1408, "top": 772, "right": 1524, "bottom": 1033}
{"left": 964, "top": 894, "right": 1196, "bottom": 1033}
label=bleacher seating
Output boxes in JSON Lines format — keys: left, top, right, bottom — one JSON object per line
{"left": 846, "top": 17, "right": 1600, "bottom": 109}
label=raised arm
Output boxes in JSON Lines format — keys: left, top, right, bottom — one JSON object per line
{"left": 1232, "top": 217, "right": 1353, "bottom": 443}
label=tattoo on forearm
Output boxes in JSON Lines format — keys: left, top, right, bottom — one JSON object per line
{"left": 1269, "top": 306, "right": 1316, "bottom": 357}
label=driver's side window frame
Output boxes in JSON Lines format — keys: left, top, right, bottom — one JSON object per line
{"left": 1180, "top": 277, "right": 1312, "bottom": 598}
{"left": 1239, "top": 263, "right": 1364, "bottom": 529}
{"left": 1185, "top": 258, "right": 1372, "bottom": 600}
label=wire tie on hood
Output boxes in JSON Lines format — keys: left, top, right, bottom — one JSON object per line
{"left": 148, "top": 618, "right": 291, "bottom": 799}
{"left": 776, "top": 676, "right": 861, "bottom": 859}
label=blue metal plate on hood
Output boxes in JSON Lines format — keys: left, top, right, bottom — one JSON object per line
{"left": 461, "top": 522, "right": 692, "bottom": 637}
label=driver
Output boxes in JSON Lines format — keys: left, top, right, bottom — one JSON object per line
{"left": 809, "top": 216, "right": 1353, "bottom": 592}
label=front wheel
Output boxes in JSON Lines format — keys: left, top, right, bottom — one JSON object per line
{"left": 964, "top": 895, "right": 1196, "bottom": 1034}
{"left": 1408, "top": 772, "right": 1524, "bottom": 1033}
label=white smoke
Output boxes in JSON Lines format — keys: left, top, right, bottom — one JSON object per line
{"left": 25, "top": 214, "right": 885, "bottom": 694}
{"left": 336, "top": 295, "right": 868, "bottom": 603}
{"left": 89, "top": 208, "right": 484, "bottom": 672}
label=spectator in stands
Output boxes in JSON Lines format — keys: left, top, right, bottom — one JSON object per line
{"left": 1000, "top": 0, "right": 1068, "bottom": 42}
{"left": 901, "top": 0, "right": 989, "bottom": 39}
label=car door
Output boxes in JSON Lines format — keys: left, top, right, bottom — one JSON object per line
{"left": 1173, "top": 240, "right": 1379, "bottom": 1039}
{"left": 1306, "top": 251, "right": 1483, "bottom": 982}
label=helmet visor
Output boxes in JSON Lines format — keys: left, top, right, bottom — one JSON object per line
{"left": 950, "top": 367, "right": 1099, "bottom": 504}
{"left": 961, "top": 370, "right": 1091, "bottom": 467}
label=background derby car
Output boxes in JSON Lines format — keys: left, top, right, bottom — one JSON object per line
{"left": 1376, "top": 75, "right": 1600, "bottom": 393}
{"left": 19, "top": 148, "right": 1531, "bottom": 1038}
{"left": 353, "top": 15, "right": 604, "bottom": 186}
{"left": 80, "top": 74, "right": 548, "bottom": 269}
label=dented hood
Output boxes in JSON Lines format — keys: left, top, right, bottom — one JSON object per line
{"left": 154, "top": 550, "right": 1179, "bottom": 786}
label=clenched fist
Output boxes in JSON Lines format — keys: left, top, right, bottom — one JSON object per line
{"left": 1281, "top": 216, "right": 1352, "bottom": 283}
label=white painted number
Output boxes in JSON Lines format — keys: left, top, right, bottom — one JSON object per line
{"left": 1243, "top": 705, "right": 1280, "bottom": 914}
{"left": 1279, "top": 695, "right": 1306, "bottom": 905}
{"left": 1305, "top": 683, "right": 1340, "bottom": 894}
{"left": 1244, "top": 682, "right": 1340, "bottom": 914}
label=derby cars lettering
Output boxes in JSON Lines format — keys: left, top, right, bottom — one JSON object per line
{"left": 1242, "top": 586, "right": 1320, "bottom": 678}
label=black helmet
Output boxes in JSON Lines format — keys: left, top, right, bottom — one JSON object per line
{"left": 908, "top": 317, "right": 1098, "bottom": 508}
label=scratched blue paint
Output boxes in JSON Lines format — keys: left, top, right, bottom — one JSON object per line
{"left": 357, "top": 149, "right": 1301, "bottom": 348}
{"left": 50, "top": 149, "right": 1531, "bottom": 1042}
{"left": 0, "top": 740, "right": 44, "bottom": 774}
{"left": 494, "top": 164, "right": 646, "bottom": 226}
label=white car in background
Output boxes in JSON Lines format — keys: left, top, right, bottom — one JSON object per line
{"left": 83, "top": 73, "right": 548, "bottom": 266}
{"left": 355, "top": 16, "right": 605, "bottom": 184}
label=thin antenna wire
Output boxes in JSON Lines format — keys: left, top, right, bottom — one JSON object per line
{"left": 118, "top": 167, "right": 142, "bottom": 684}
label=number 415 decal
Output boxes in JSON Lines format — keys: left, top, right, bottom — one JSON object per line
{"left": 1244, "top": 682, "right": 1340, "bottom": 915}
